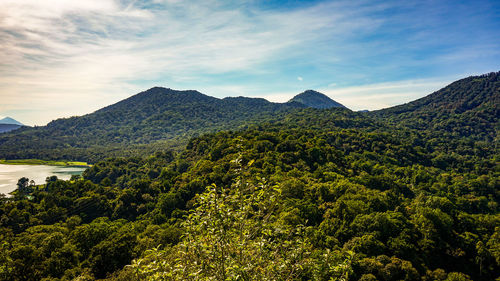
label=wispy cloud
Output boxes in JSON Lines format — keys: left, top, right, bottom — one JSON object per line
{"left": 0, "top": 0, "right": 498, "bottom": 125}
{"left": 0, "top": 0, "right": 378, "bottom": 124}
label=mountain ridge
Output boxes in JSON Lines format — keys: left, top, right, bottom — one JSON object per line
{"left": 0, "top": 72, "right": 497, "bottom": 162}
{"left": 374, "top": 71, "right": 499, "bottom": 140}
{"left": 1, "top": 80, "right": 497, "bottom": 280}
{"left": 0, "top": 88, "right": 309, "bottom": 161}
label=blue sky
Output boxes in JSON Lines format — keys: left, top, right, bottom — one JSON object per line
{"left": 0, "top": 0, "right": 499, "bottom": 125}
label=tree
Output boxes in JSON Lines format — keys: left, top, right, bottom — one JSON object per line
{"left": 130, "top": 153, "right": 352, "bottom": 280}
{"left": 16, "top": 177, "right": 30, "bottom": 198}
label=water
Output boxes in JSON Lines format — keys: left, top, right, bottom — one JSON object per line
{"left": 0, "top": 164, "right": 88, "bottom": 196}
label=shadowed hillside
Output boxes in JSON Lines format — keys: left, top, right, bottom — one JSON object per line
{"left": 0, "top": 72, "right": 498, "bottom": 163}
{"left": 374, "top": 71, "right": 499, "bottom": 141}
{"left": 0, "top": 88, "right": 303, "bottom": 162}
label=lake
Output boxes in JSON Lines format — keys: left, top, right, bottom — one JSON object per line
{"left": 0, "top": 164, "right": 88, "bottom": 196}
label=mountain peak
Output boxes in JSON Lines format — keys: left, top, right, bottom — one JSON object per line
{"left": 145, "top": 86, "right": 201, "bottom": 94}
{"left": 0, "top": 117, "right": 23, "bottom": 126}
{"left": 288, "top": 90, "right": 346, "bottom": 109}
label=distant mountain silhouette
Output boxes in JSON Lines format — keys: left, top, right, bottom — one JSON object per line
{"left": 0, "top": 124, "right": 22, "bottom": 134}
{"left": 288, "top": 90, "right": 345, "bottom": 109}
{"left": 0, "top": 117, "right": 23, "bottom": 133}
{"left": 0, "top": 117, "right": 23, "bottom": 126}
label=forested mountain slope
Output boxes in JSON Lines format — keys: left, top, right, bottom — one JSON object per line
{"left": 373, "top": 71, "right": 499, "bottom": 141}
{"left": 0, "top": 87, "right": 302, "bottom": 162}
{"left": 0, "top": 107, "right": 497, "bottom": 280}
{"left": 0, "top": 72, "right": 497, "bottom": 163}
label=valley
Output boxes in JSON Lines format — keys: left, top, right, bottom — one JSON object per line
{"left": 0, "top": 72, "right": 498, "bottom": 280}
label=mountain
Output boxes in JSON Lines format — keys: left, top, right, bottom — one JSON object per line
{"left": 288, "top": 90, "right": 345, "bottom": 109}
{"left": 0, "top": 72, "right": 497, "bottom": 163}
{"left": 0, "top": 117, "right": 23, "bottom": 126}
{"left": 1, "top": 87, "right": 497, "bottom": 280}
{"left": 374, "top": 71, "right": 499, "bottom": 141}
{"left": 0, "top": 117, "right": 23, "bottom": 133}
{"left": 1, "top": 74, "right": 498, "bottom": 280}
{"left": 0, "top": 87, "right": 306, "bottom": 162}
{"left": 0, "top": 124, "right": 22, "bottom": 133}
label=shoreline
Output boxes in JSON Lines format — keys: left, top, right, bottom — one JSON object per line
{"left": 0, "top": 159, "right": 91, "bottom": 167}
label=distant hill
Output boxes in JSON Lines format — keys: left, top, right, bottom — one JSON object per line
{"left": 0, "top": 87, "right": 305, "bottom": 162}
{"left": 0, "top": 117, "right": 23, "bottom": 126}
{"left": 0, "top": 72, "right": 497, "bottom": 163}
{"left": 288, "top": 90, "right": 345, "bottom": 109}
{"left": 1, "top": 75, "right": 498, "bottom": 281}
{"left": 0, "top": 117, "right": 23, "bottom": 133}
{"left": 374, "top": 71, "right": 499, "bottom": 141}
{"left": 0, "top": 124, "right": 21, "bottom": 134}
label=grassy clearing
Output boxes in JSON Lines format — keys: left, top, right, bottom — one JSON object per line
{"left": 0, "top": 159, "right": 91, "bottom": 167}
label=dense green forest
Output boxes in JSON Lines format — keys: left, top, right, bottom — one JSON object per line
{"left": 375, "top": 72, "right": 499, "bottom": 141}
{"left": 0, "top": 88, "right": 349, "bottom": 162}
{"left": 0, "top": 72, "right": 498, "bottom": 280}
{"left": 0, "top": 88, "right": 307, "bottom": 162}
{"left": 1, "top": 73, "right": 497, "bottom": 163}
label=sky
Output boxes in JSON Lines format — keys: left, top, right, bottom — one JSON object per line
{"left": 0, "top": 0, "right": 499, "bottom": 125}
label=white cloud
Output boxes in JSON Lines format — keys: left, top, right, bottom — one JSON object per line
{"left": 297, "top": 76, "right": 303, "bottom": 81}
{"left": 0, "top": 0, "right": 385, "bottom": 125}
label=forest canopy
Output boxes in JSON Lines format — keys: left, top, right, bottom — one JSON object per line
{"left": 0, "top": 72, "right": 498, "bottom": 280}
